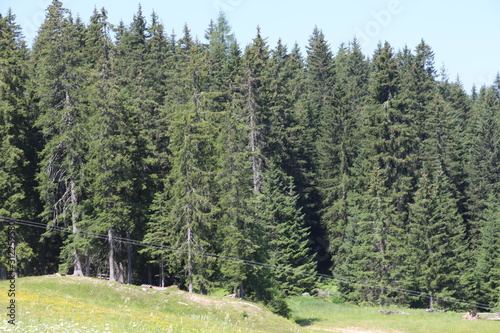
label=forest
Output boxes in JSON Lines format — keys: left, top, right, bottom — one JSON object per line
{"left": 0, "top": 0, "right": 499, "bottom": 315}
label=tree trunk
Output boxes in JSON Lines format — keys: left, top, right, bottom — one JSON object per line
{"left": 239, "top": 283, "right": 245, "bottom": 299}
{"left": 70, "top": 180, "right": 83, "bottom": 276}
{"left": 118, "top": 261, "right": 124, "bottom": 284}
{"left": 160, "top": 261, "right": 164, "bottom": 288}
{"left": 147, "top": 263, "right": 152, "bottom": 285}
{"left": 108, "top": 228, "right": 115, "bottom": 281}
{"left": 187, "top": 226, "right": 193, "bottom": 293}
{"left": 127, "top": 232, "right": 132, "bottom": 284}
{"left": 85, "top": 256, "right": 90, "bottom": 277}
{"left": 249, "top": 113, "right": 262, "bottom": 193}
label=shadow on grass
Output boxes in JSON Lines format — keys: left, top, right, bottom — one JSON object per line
{"left": 295, "top": 317, "right": 321, "bottom": 326}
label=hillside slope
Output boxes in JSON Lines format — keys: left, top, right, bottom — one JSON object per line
{"left": 0, "top": 276, "right": 305, "bottom": 332}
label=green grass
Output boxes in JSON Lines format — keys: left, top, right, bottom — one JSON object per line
{"left": 0, "top": 276, "right": 304, "bottom": 332}
{"left": 2, "top": 276, "right": 499, "bottom": 332}
{"left": 288, "top": 296, "right": 500, "bottom": 333}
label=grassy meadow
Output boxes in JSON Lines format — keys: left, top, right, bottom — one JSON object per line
{"left": 0, "top": 276, "right": 302, "bottom": 332}
{"left": 288, "top": 296, "right": 500, "bottom": 333}
{"left": 1, "top": 276, "right": 499, "bottom": 332}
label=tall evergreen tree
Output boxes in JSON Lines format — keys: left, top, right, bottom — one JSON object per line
{"left": 318, "top": 40, "right": 369, "bottom": 266}
{"left": 31, "top": 0, "right": 88, "bottom": 276}
{"left": 205, "top": 11, "right": 236, "bottom": 90}
{"left": 259, "top": 165, "right": 316, "bottom": 295}
{"left": 466, "top": 85, "right": 500, "bottom": 244}
{"left": 241, "top": 27, "right": 271, "bottom": 193}
{"left": 214, "top": 41, "right": 258, "bottom": 298}
{"left": 0, "top": 10, "right": 40, "bottom": 278}
{"left": 475, "top": 196, "right": 500, "bottom": 307}
{"left": 80, "top": 7, "right": 137, "bottom": 283}
{"left": 405, "top": 165, "right": 466, "bottom": 309}
{"left": 303, "top": 27, "right": 335, "bottom": 143}
{"left": 0, "top": 10, "right": 36, "bottom": 219}
{"left": 144, "top": 38, "right": 218, "bottom": 293}
{"left": 340, "top": 42, "right": 416, "bottom": 304}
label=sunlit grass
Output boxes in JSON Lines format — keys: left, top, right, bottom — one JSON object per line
{"left": 0, "top": 276, "right": 303, "bottom": 332}
{"left": 288, "top": 296, "right": 500, "bottom": 333}
{"left": 2, "top": 276, "right": 498, "bottom": 332}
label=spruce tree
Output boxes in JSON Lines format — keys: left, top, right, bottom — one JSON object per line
{"left": 406, "top": 165, "right": 466, "bottom": 309}
{"left": 214, "top": 41, "right": 258, "bottom": 298}
{"left": 303, "top": 27, "right": 335, "bottom": 143}
{"left": 205, "top": 12, "right": 236, "bottom": 90}
{"left": 0, "top": 10, "right": 36, "bottom": 220}
{"left": 259, "top": 165, "right": 316, "bottom": 295}
{"left": 340, "top": 42, "right": 416, "bottom": 305}
{"left": 31, "top": 0, "right": 88, "bottom": 276}
{"left": 0, "top": 10, "right": 40, "bottom": 278}
{"left": 144, "top": 38, "right": 218, "bottom": 293}
{"left": 475, "top": 196, "right": 500, "bottom": 307}
{"left": 466, "top": 85, "right": 500, "bottom": 244}
{"left": 79, "top": 7, "right": 137, "bottom": 283}
{"left": 241, "top": 27, "right": 271, "bottom": 193}
{"left": 318, "top": 40, "right": 369, "bottom": 266}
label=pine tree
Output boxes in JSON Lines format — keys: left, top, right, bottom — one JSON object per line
{"left": 0, "top": 10, "right": 40, "bottom": 278}
{"left": 79, "top": 7, "right": 137, "bottom": 283}
{"left": 303, "top": 27, "right": 335, "bottom": 143}
{"left": 318, "top": 40, "right": 369, "bottom": 266}
{"left": 144, "top": 39, "right": 218, "bottom": 293}
{"left": 466, "top": 85, "right": 500, "bottom": 244}
{"left": 475, "top": 196, "right": 500, "bottom": 307}
{"left": 0, "top": 10, "right": 36, "bottom": 219}
{"left": 241, "top": 27, "right": 271, "bottom": 193}
{"left": 31, "top": 0, "right": 88, "bottom": 276}
{"left": 405, "top": 165, "right": 467, "bottom": 309}
{"left": 340, "top": 42, "right": 416, "bottom": 305}
{"left": 205, "top": 11, "right": 236, "bottom": 90}
{"left": 259, "top": 165, "right": 316, "bottom": 295}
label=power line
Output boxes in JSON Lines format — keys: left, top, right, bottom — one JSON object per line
{"left": 1, "top": 216, "right": 494, "bottom": 310}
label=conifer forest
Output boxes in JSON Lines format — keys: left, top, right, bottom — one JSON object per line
{"left": 1, "top": 0, "right": 499, "bottom": 313}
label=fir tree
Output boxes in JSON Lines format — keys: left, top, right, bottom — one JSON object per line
{"left": 475, "top": 196, "right": 500, "bottom": 307}
{"left": 318, "top": 40, "right": 369, "bottom": 266}
{"left": 31, "top": 0, "right": 88, "bottom": 276}
{"left": 406, "top": 165, "right": 467, "bottom": 309}
{"left": 0, "top": 10, "right": 36, "bottom": 219}
{"left": 80, "top": 7, "right": 136, "bottom": 282}
{"left": 214, "top": 41, "right": 258, "bottom": 298}
{"left": 259, "top": 165, "right": 316, "bottom": 295}
{"left": 303, "top": 27, "right": 335, "bottom": 143}
{"left": 144, "top": 40, "right": 218, "bottom": 293}
{"left": 466, "top": 85, "right": 500, "bottom": 244}
{"left": 241, "top": 27, "right": 271, "bottom": 193}
{"left": 340, "top": 42, "right": 416, "bottom": 304}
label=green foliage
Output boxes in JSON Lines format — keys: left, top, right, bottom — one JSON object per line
{"left": 31, "top": 0, "right": 89, "bottom": 276}
{"left": 0, "top": 11, "right": 36, "bottom": 220}
{"left": 259, "top": 165, "right": 316, "bottom": 296}
{"left": 1, "top": 2, "right": 499, "bottom": 314}
{"left": 405, "top": 165, "right": 467, "bottom": 309}
{"left": 476, "top": 196, "right": 500, "bottom": 307}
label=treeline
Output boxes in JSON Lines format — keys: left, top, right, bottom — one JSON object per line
{"left": 1, "top": 0, "right": 499, "bottom": 312}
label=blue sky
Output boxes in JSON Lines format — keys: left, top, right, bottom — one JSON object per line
{"left": 2, "top": 0, "right": 499, "bottom": 91}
